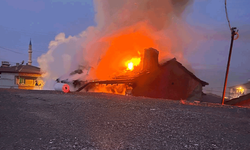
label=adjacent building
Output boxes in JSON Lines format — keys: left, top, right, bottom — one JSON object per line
{"left": 0, "top": 40, "right": 43, "bottom": 90}
{"left": 228, "top": 81, "right": 250, "bottom": 99}
{"left": 225, "top": 93, "right": 250, "bottom": 107}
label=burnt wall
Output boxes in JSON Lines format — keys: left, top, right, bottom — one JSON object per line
{"left": 132, "top": 60, "right": 201, "bottom": 100}
{"left": 187, "top": 83, "right": 202, "bottom": 101}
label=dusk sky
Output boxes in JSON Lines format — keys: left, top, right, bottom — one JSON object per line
{"left": 0, "top": 0, "right": 250, "bottom": 96}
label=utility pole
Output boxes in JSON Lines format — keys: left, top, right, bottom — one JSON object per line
{"left": 221, "top": 27, "right": 239, "bottom": 104}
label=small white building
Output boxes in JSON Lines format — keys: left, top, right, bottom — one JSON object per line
{"left": 0, "top": 40, "right": 44, "bottom": 90}
{"left": 0, "top": 61, "right": 43, "bottom": 89}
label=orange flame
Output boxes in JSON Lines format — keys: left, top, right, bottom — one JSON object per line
{"left": 95, "top": 28, "right": 156, "bottom": 80}
{"left": 125, "top": 57, "right": 141, "bottom": 71}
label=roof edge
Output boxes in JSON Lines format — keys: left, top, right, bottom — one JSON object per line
{"left": 160, "top": 58, "right": 209, "bottom": 86}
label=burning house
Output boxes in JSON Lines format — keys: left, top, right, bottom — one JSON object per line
{"left": 58, "top": 48, "right": 208, "bottom": 101}
{"left": 46, "top": 0, "right": 208, "bottom": 101}
{"left": 132, "top": 48, "right": 208, "bottom": 101}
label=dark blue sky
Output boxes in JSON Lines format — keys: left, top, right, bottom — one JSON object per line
{"left": 0, "top": 0, "right": 250, "bottom": 95}
{"left": 184, "top": 0, "right": 250, "bottom": 94}
{"left": 0, "top": 0, "right": 95, "bottom": 64}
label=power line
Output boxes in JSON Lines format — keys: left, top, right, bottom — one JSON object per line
{"left": 11, "top": 47, "right": 46, "bottom": 53}
{"left": 0, "top": 45, "right": 46, "bottom": 55}
{"left": 7, "top": 44, "right": 48, "bottom": 53}
{"left": 225, "top": 0, "right": 232, "bottom": 31}
{"left": 0, "top": 46, "right": 25, "bottom": 55}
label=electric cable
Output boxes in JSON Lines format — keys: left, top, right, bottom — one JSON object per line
{"left": 225, "top": 0, "right": 239, "bottom": 40}
{"left": 0, "top": 46, "right": 25, "bottom": 55}
{"left": 225, "top": 0, "right": 232, "bottom": 31}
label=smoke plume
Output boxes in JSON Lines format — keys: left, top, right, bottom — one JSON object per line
{"left": 38, "top": 0, "right": 194, "bottom": 88}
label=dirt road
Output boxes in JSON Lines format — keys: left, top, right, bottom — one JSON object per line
{"left": 0, "top": 88, "right": 249, "bottom": 149}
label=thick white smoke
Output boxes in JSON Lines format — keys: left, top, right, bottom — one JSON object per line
{"left": 38, "top": 0, "right": 195, "bottom": 89}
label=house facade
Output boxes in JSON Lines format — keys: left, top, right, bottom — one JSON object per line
{"left": 132, "top": 48, "right": 208, "bottom": 101}
{"left": 0, "top": 61, "right": 43, "bottom": 90}
{"left": 0, "top": 40, "right": 44, "bottom": 90}
{"left": 74, "top": 47, "right": 209, "bottom": 101}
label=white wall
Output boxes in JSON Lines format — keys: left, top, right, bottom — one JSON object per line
{"left": 0, "top": 73, "right": 18, "bottom": 88}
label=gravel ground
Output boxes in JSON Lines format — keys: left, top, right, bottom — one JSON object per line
{"left": 0, "top": 88, "right": 249, "bottom": 150}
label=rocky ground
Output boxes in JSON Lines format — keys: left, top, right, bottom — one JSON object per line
{"left": 0, "top": 88, "right": 249, "bottom": 150}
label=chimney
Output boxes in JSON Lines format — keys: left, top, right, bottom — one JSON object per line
{"left": 28, "top": 39, "right": 32, "bottom": 65}
{"left": 1, "top": 61, "right": 10, "bottom": 67}
{"left": 16, "top": 63, "right": 19, "bottom": 66}
{"left": 143, "top": 48, "right": 159, "bottom": 71}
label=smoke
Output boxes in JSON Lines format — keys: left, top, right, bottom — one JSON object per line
{"left": 94, "top": 0, "right": 193, "bottom": 30}
{"left": 38, "top": 0, "right": 194, "bottom": 88}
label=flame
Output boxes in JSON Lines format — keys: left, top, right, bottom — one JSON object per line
{"left": 128, "top": 62, "right": 133, "bottom": 70}
{"left": 95, "top": 28, "right": 156, "bottom": 80}
{"left": 125, "top": 57, "right": 141, "bottom": 71}
{"left": 88, "top": 84, "right": 127, "bottom": 95}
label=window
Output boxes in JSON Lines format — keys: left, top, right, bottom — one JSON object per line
{"left": 19, "top": 77, "right": 25, "bottom": 84}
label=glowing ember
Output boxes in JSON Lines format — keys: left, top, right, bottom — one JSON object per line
{"left": 125, "top": 57, "right": 141, "bottom": 71}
